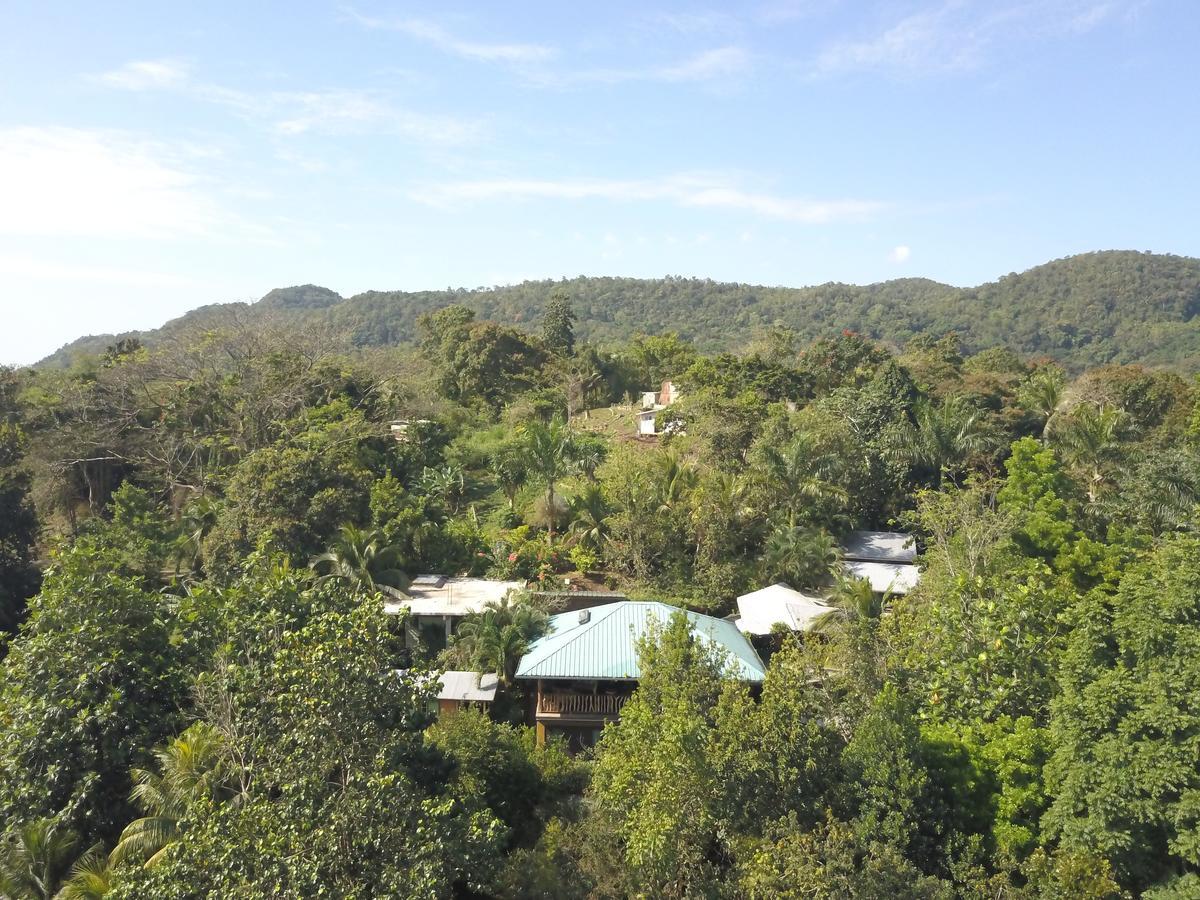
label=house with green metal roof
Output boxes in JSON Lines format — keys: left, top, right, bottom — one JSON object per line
{"left": 515, "top": 600, "right": 765, "bottom": 751}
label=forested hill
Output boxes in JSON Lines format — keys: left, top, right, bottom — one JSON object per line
{"left": 38, "top": 250, "right": 1200, "bottom": 371}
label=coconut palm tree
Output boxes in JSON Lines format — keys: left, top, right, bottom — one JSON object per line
{"left": 812, "top": 577, "right": 891, "bottom": 634}
{"left": 522, "top": 418, "right": 577, "bottom": 541}
{"left": 760, "top": 525, "right": 841, "bottom": 591}
{"left": 309, "top": 524, "right": 411, "bottom": 598}
{"left": 758, "top": 432, "right": 847, "bottom": 528}
{"left": 0, "top": 818, "right": 92, "bottom": 900}
{"left": 1049, "top": 402, "right": 1131, "bottom": 506}
{"left": 567, "top": 483, "right": 612, "bottom": 553}
{"left": 454, "top": 595, "right": 549, "bottom": 688}
{"left": 652, "top": 450, "right": 699, "bottom": 515}
{"left": 885, "top": 396, "right": 1000, "bottom": 488}
{"left": 1018, "top": 366, "right": 1067, "bottom": 440}
{"left": 110, "top": 722, "right": 231, "bottom": 869}
{"left": 56, "top": 849, "right": 111, "bottom": 900}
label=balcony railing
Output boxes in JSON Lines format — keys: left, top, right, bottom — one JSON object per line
{"left": 537, "top": 691, "right": 628, "bottom": 717}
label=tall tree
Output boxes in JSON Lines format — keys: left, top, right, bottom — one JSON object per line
{"left": 110, "top": 723, "right": 233, "bottom": 869}
{"left": 542, "top": 290, "right": 577, "bottom": 356}
{"left": 885, "top": 396, "right": 999, "bottom": 488}
{"left": 522, "top": 418, "right": 577, "bottom": 542}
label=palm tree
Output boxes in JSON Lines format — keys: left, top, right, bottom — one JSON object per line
{"left": 0, "top": 818, "right": 87, "bottom": 900}
{"left": 522, "top": 418, "right": 577, "bottom": 541}
{"left": 1018, "top": 366, "right": 1066, "bottom": 440}
{"left": 812, "top": 577, "right": 891, "bottom": 633}
{"left": 56, "top": 849, "right": 111, "bottom": 900}
{"left": 885, "top": 396, "right": 999, "bottom": 487}
{"left": 490, "top": 446, "right": 526, "bottom": 510}
{"left": 173, "top": 494, "right": 218, "bottom": 575}
{"left": 309, "top": 524, "right": 411, "bottom": 598}
{"left": 652, "top": 450, "right": 699, "bottom": 515}
{"left": 758, "top": 433, "right": 846, "bottom": 527}
{"left": 454, "top": 595, "right": 549, "bottom": 688}
{"left": 760, "top": 525, "right": 841, "bottom": 591}
{"left": 1049, "top": 402, "right": 1129, "bottom": 505}
{"left": 567, "top": 483, "right": 612, "bottom": 553}
{"left": 110, "top": 722, "right": 231, "bottom": 869}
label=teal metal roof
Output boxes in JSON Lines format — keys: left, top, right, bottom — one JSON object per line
{"left": 515, "top": 601, "right": 766, "bottom": 682}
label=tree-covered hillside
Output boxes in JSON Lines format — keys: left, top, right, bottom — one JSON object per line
{"left": 38, "top": 250, "right": 1200, "bottom": 372}
{"left": 7, "top": 290, "right": 1200, "bottom": 896}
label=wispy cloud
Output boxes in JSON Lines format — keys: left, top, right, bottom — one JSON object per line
{"left": 0, "top": 253, "right": 198, "bottom": 288}
{"left": 93, "top": 59, "right": 481, "bottom": 143}
{"left": 269, "top": 90, "right": 480, "bottom": 141}
{"left": 536, "top": 46, "right": 752, "bottom": 87}
{"left": 889, "top": 245, "right": 912, "bottom": 263}
{"left": 0, "top": 127, "right": 235, "bottom": 240}
{"left": 648, "top": 10, "right": 743, "bottom": 35}
{"left": 813, "top": 1, "right": 1136, "bottom": 77}
{"left": 410, "top": 174, "right": 883, "bottom": 224}
{"left": 95, "top": 58, "right": 190, "bottom": 90}
{"left": 347, "top": 10, "right": 556, "bottom": 63}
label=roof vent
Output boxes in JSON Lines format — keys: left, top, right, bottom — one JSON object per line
{"left": 578, "top": 609, "right": 591, "bottom": 624}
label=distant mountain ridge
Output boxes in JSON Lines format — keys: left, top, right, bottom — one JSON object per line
{"left": 36, "top": 251, "right": 1200, "bottom": 371}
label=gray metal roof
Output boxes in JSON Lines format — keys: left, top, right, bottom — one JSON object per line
{"left": 436, "top": 670, "right": 499, "bottom": 702}
{"left": 841, "top": 530, "right": 917, "bottom": 563}
{"left": 516, "top": 601, "right": 766, "bottom": 682}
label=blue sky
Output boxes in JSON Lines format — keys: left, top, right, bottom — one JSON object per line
{"left": 1, "top": 1, "right": 1196, "bottom": 364}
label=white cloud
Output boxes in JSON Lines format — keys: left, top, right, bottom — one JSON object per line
{"left": 659, "top": 47, "right": 750, "bottom": 82}
{"left": 812, "top": 1, "right": 1138, "bottom": 77}
{"left": 0, "top": 127, "right": 230, "bottom": 240}
{"left": 270, "top": 90, "right": 481, "bottom": 142}
{"left": 410, "top": 174, "right": 883, "bottom": 224}
{"left": 535, "top": 46, "right": 752, "bottom": 87}
{"left": 889, "top": 245, "right": 911, "bottom": 263}
{"left": 91, "top": 60, "right": 481, "bottom": 144}
{"left": 348, "top": 11, "right": 556, "bottom": 63}
{"left": 96, "top": 58, "right": 190, "bottom": 90}
{"left": 0, "top": 253, "right": 196, "bottom": 288}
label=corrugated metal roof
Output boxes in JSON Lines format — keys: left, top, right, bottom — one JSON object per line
{"left": 845, "top": 560, "right": 921, "bottom": 594}
{"left": 735, "top": 583, "right": 834, "bottom": 634}
{"left": 436, "top": 670, "right": 499, "bottom": 702}
{"left": 841, "top": 530, "right": 917, "bottom": 563}
{"left": 516, "top": 601, "right": 766, "bottom": 682}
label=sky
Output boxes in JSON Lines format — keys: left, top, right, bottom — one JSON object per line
{"left": 1, "top": 0, "right": 1197, "bottom": 364}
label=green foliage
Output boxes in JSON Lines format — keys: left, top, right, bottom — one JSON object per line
{"left": 111, "top": 595, "right": 503, "bottom": 898}
{"left": 0, "top": 409, "right": 40, "bottom": 634}
{"left": 1045, "top": 534, "right": 1200, "bottom": 892}
{"left": 429, "top": 710, "right": 585, "bottom": 850}
{"left": 588, "top": 612, "right": 742, "bottom": 897}
{"left": 541, "top": 290, "right": 577, "bottom": 356}
{"left": 0, "top": 543, "right": 188, "bottom": 844}
{"left": 203, "top": 407, "right": 384, "bottom": 573}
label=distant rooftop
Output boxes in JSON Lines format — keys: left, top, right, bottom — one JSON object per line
{"left": 841, "top": 530, "right": 917, "bottom": 564}
{"left": 436, "top": 670, "right": 499, "bottom": 703}
{"left": 383, "top": 576, "right": 524, "bottom": 618}
{"left": 516, "top": 601, "right": 765, "bottom": 683}
{"left": 845, "top": 560, "right": 920, "bottom": 594}
{"left": 735, "top": 583, "right": 834, "bottom": 635}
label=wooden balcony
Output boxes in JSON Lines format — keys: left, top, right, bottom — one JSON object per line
{"left": 537, "top": 691, "right": 628, "bottom": 718}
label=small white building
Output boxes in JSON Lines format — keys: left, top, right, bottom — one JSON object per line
{"left": 389, "top": 419, "right": 432, "bottom": 442}
{"left": 384, "top": 575, "right": 525, "bottom": 642}
{"left": 635, "top": 380, "right": 681, "bottom": 436}
{"left": 734, "top": 583, "right": 834, "bottom": 635}
{"left": 840, "top": 530, "right": 921, "bottom": 595}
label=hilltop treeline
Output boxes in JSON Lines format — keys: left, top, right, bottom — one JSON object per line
{"left": 40, "top": 250, "right": 1200, "bottom": 372}
{"left": 2, "top": 295, "right": 1200, "bottom": 896}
